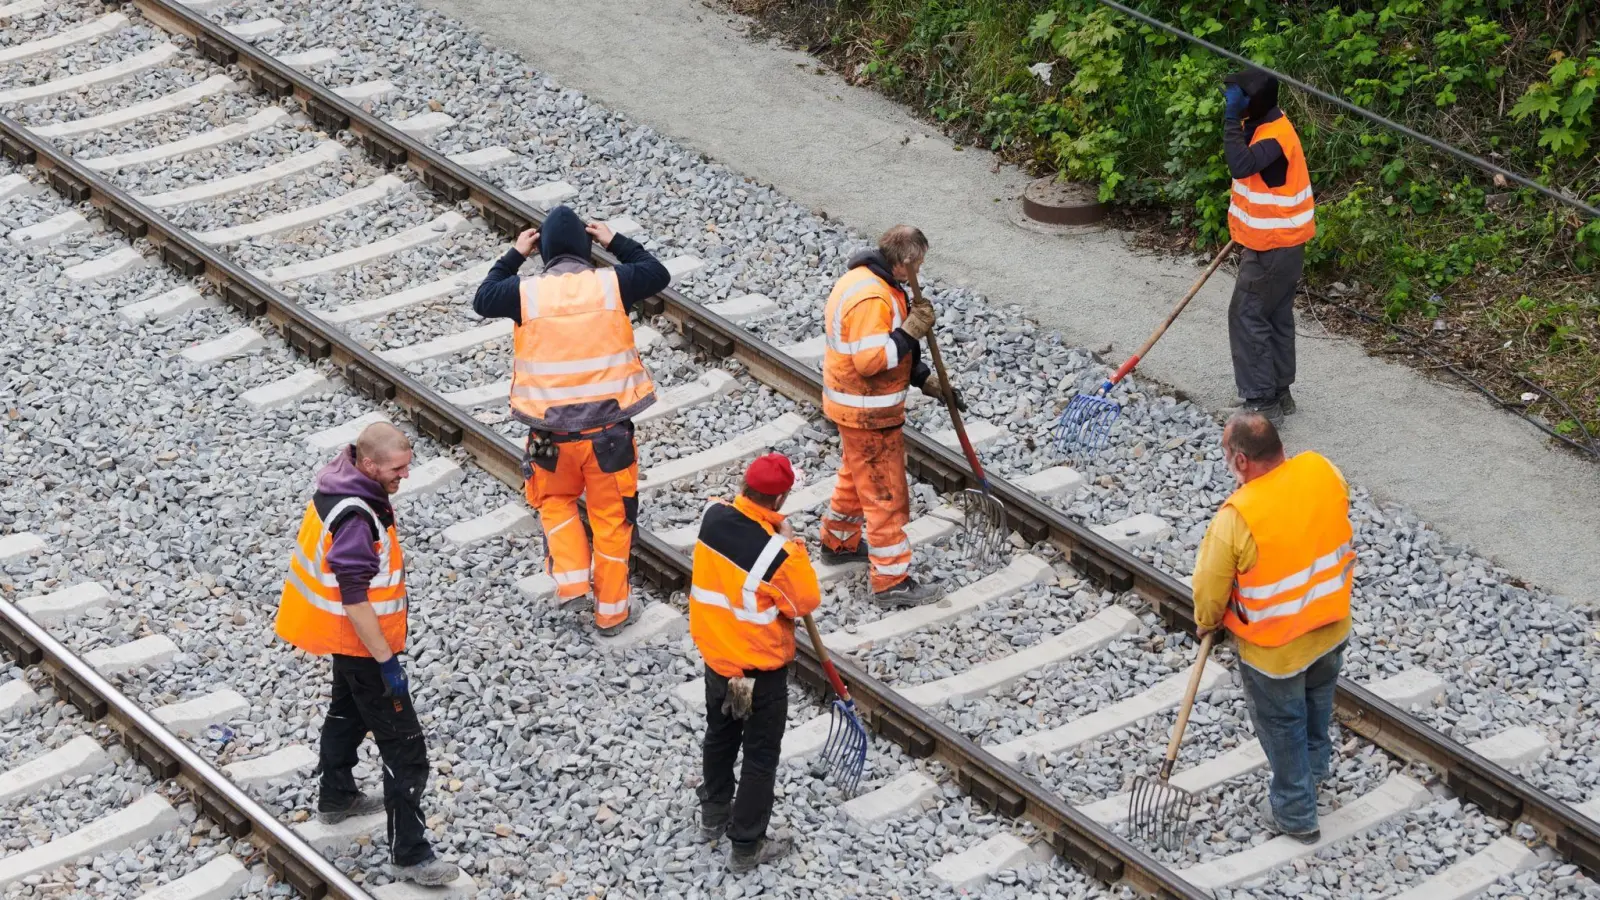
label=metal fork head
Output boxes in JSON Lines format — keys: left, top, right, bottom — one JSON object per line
{"left": 1054, "top": 394, "right": 1122, "bottom": 453}
{"left": 1127, "top": 774, "right": 1197, "bottom": 851}
{"left": 823, "top": 698, "right": 869, "bottom": 797}
{"left": 959, "top": 489, "right": 1009, "bottom": 568}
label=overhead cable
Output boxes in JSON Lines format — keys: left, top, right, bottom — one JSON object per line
{"left": 1093, "top": 0, "right": 1600, "bottom": 221}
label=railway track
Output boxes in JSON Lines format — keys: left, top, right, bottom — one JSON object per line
{"left": 2, "top": 1, "right": 1599, "bottom": 897}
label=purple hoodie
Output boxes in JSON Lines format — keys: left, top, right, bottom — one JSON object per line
{"left": 316, "top": 446, "right": 395, "bottom": 606}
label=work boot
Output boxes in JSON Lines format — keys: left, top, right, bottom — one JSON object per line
{"left": 596, "top": 602, "right": 638, "bottom": 637}
{"left": 1258, "top": 796, "right": 1319, "bottom": 845}
{"left": 1238, "top": 398, "right": 1284, "bottom": 428}
{"left": 820, "top": 542, "right": 869, "bottom": 566}
{"left": 872, "top": 577, "right": 944, "bottom": 609}
{"left": 1278, "top": 389, "right": 1296, "bottom": 415}
{"left": 698, "top": 803, "right": 730, "bottom": 842}
{"left": 316, "top": 792, "right": 384, "bottom": 824}
{"left": 558, "top": 592, "right": 593, "bottom": 614}
{"left": 727, "top": 835, "right": 793, "bottom": 874}
{"left": 389, "top": 857, "right": 461, "bottom": 887}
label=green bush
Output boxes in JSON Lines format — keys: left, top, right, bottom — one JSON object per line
{"left": 836, "top": 0, "right": 1597, "bottom": 320}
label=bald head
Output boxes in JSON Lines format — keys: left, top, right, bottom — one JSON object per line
{"left": 1222, "top": 412, "right": 1285, "bottom": 484}
{"left": 356, "top": 422, "right": 410, "bottom": 464}
{"left": 879, "top": 225, "right": 928, "bottom": 282}
{"left": 355, "top": 423, "right": 412, "bottom": 494}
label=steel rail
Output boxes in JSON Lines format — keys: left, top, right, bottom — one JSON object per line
{"left": 11, "top": 0, "right": 1600, "bottom": 888}
{"left": 0, "top": 95, "right": 1209, "bottom": 900}
{"left": 0, "top": 597, "right": 377, "bottom": 900}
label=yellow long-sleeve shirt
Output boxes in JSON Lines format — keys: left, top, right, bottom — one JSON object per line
{"left": 1192, "top": 505, "right": 1350, "bottom": 678}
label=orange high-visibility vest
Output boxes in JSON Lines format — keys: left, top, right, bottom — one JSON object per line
{"left": 276, "top": 496, "right": 407, "bottom": 657}
{"left": 1221, "top": 452, "right": 1353, "bottom": 647}
{"left": 822, "top": 266, "right": 912, "bottom": 430}
{"left": 689, "top": 496, "right": 821, "bottom": 679}
{"left": 509, "top": 268, "right": 655, "bottom": 432}
{"left": 1228, "top": 116, "right": 1316, "bottom": 251}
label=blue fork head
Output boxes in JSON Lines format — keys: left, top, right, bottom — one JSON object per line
{"left": 1054, "top": 394, "right": 1122, "bottom": 453}
{"left": 822, "top": 698, "right": 869, "bottom": 797}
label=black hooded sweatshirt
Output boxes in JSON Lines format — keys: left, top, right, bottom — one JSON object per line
{"left": 1222, "top": 69, "right": 1289, "bottom": 189}
{"left": 473, "top": 205, "right": 671, "bottom": 324}
{"left": 845, "top": 249, "right": 931, "bottom": 388}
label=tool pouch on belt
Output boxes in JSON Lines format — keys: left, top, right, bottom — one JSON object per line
{"left": 721, "top": 676, "right": 755, "bottom": 720}
{"left": 588, "top": 420, "right": 636, "bottom": 474}
{"left": 521, "top": 429, "right": 558, "bottom": 480}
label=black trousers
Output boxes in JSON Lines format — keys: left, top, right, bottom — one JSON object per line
{"left": 318, "top": 654, "right": 432, "bottom": 866}
{"left": 1229, "top": 244, "right": 1304, "bottom": 404}
{"left": 698, "top": 665, "right": 788, "bottom": 847}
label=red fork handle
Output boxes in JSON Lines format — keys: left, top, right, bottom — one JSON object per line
{"left": 1107, "top": 354, "right": 1143, "bottom": 388}
{"left": 820, "top": 658, "right": 852, "bottom": 704}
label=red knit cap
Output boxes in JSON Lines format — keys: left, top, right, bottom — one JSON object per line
{"left": 744, "top": 452, "right": 795, "bottom": 495}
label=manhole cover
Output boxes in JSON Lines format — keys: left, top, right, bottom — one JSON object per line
{"left": 1022, "top": 177, "right": 1107, "bottom": 226}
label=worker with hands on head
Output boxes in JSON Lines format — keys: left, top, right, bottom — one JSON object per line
{"left": 818, "top": 225, "right": 959, "bottom": 609}
{"left": 689, "top": 453, "right": 822, "bottom": 874}
{"left": 473, "top": 206, "right": 670, "bottom": 635}
{"left": 274, "top": 423, "right": 460, "bottom": 888}
{"left": 1222, "top": 69, "right": 1316, "bottom": 428}
{"left": 1193, "top": 412, "right": 1352, "bottom": 846}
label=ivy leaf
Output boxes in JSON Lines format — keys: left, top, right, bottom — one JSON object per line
{"left": 1026, "top": 11, "right": 1057, "bottom": 45}
{"left": 1559, "top": 85, "right": 1597, "bottom": 124}
{"left": 1550, "top": 57, "right": 1579, "bottom": 88}
{"left": 1510, "top": 88, "right": 1560, "bottom": 122}
{"left": 1538, "top": 125, "right": 1581, "bottom": 156}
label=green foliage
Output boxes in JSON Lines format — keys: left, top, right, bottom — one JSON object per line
{"left": 830, "top": 0, "right": 1597, "bottom": 323}
{"left": 1512, "top": 53, "right": 1599, "bottom": 159}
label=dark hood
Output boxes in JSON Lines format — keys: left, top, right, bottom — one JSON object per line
{"left": 1225, "top": 69, "right": 1280, "bottom": 121}
{"left": 316, "top": 446, "right": 392, "bottom": 511}
{"left": 846, "top": 248, "right": 899, "bottom": 288}
{"left": 540, "top": 205, "right": 592, "bottom": 266}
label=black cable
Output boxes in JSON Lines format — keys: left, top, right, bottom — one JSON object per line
{"left": 1093, "top": 0, "right": 1600, "bottom": 221}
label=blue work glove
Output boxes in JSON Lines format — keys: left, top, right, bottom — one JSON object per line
{"left": 378, "top": 655, "right": 409, "bottom": 698}
{"left": 1223, "top": 84, "right": 1249, "bottom": 119}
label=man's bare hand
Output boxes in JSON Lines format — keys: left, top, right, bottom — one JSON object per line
{"left": 777, "top": 518, "right": 795, "bottom": 540}
{"left": 586, "top": 221, "right": 615, "bottom": 249}
{"left": 514, "top": 228, "right": 540, "bottom": 257}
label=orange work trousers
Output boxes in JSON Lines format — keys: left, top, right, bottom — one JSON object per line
{"left": 820, "top": 424, "right": 912, "bottom": 593}
{"left": 523, "top": 425, "right": 638, "bottom": 628}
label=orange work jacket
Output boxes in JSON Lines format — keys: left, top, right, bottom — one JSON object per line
{"left": 276, "top": 496, "right": 407, "bottom": 657}
{"left": 1222, "top": 451, "right": 1353, "bottom": 647}
{"left": 689, "top": 496, "right": 823, "bottom": 678}
{"left": 822, "top": 266, "right": 912, "bottom": 430}
{"left": 1228, "top": 116, "right": 1316, "bottom": 251}
{"left": 509, "top": 267, "right": 655, "bottom": 432}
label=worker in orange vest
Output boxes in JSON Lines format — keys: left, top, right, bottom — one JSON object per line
{"left": 473, "top": 205, "right": 670, "bottom": 635}
{"left": 1223, "top": 69, "right": 1316, "bottom": 427}
{"left": 689, "top": 453, "right": 822, "bottom": 873}
{"left": 274, "top": 423, "right": 459, "bottom": 887}
{"left": 817, "top": 225, "right": 962, "bottom": 608}
{"left": 1193, "top": 411, "right": 1352, "bottom": 845}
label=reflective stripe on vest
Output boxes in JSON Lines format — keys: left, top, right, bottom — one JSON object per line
{"left": 822, "top": 267, "right": 912, "bottom": 429}
{"left": 508, "top": 268, "right": 655, "bottom": 431}
{"left": 1221, "top": 452, "right": 1352, "bottom": 648}
{"left": 1227, "top": 116, "right": 1316, "bottom": 251}
{"left": 276, "top": 496, "right": 408, "bottom": 657}
{"left": 688, "top": 498, "right": 801, "bottom": 677}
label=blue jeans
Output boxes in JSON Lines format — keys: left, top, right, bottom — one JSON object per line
{"left": 1239, "top": 643, "right": 1345, "bottom": 834}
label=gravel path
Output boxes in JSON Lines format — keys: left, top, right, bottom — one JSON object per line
{"left": 6, "top": 0, "right": 1600, "bottom": 893}
{"left": 166, "top": 0, "right": 1600, "bottom": 819}
{"left": 1, "top": 153, "right": 1094, "bottom": 896}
